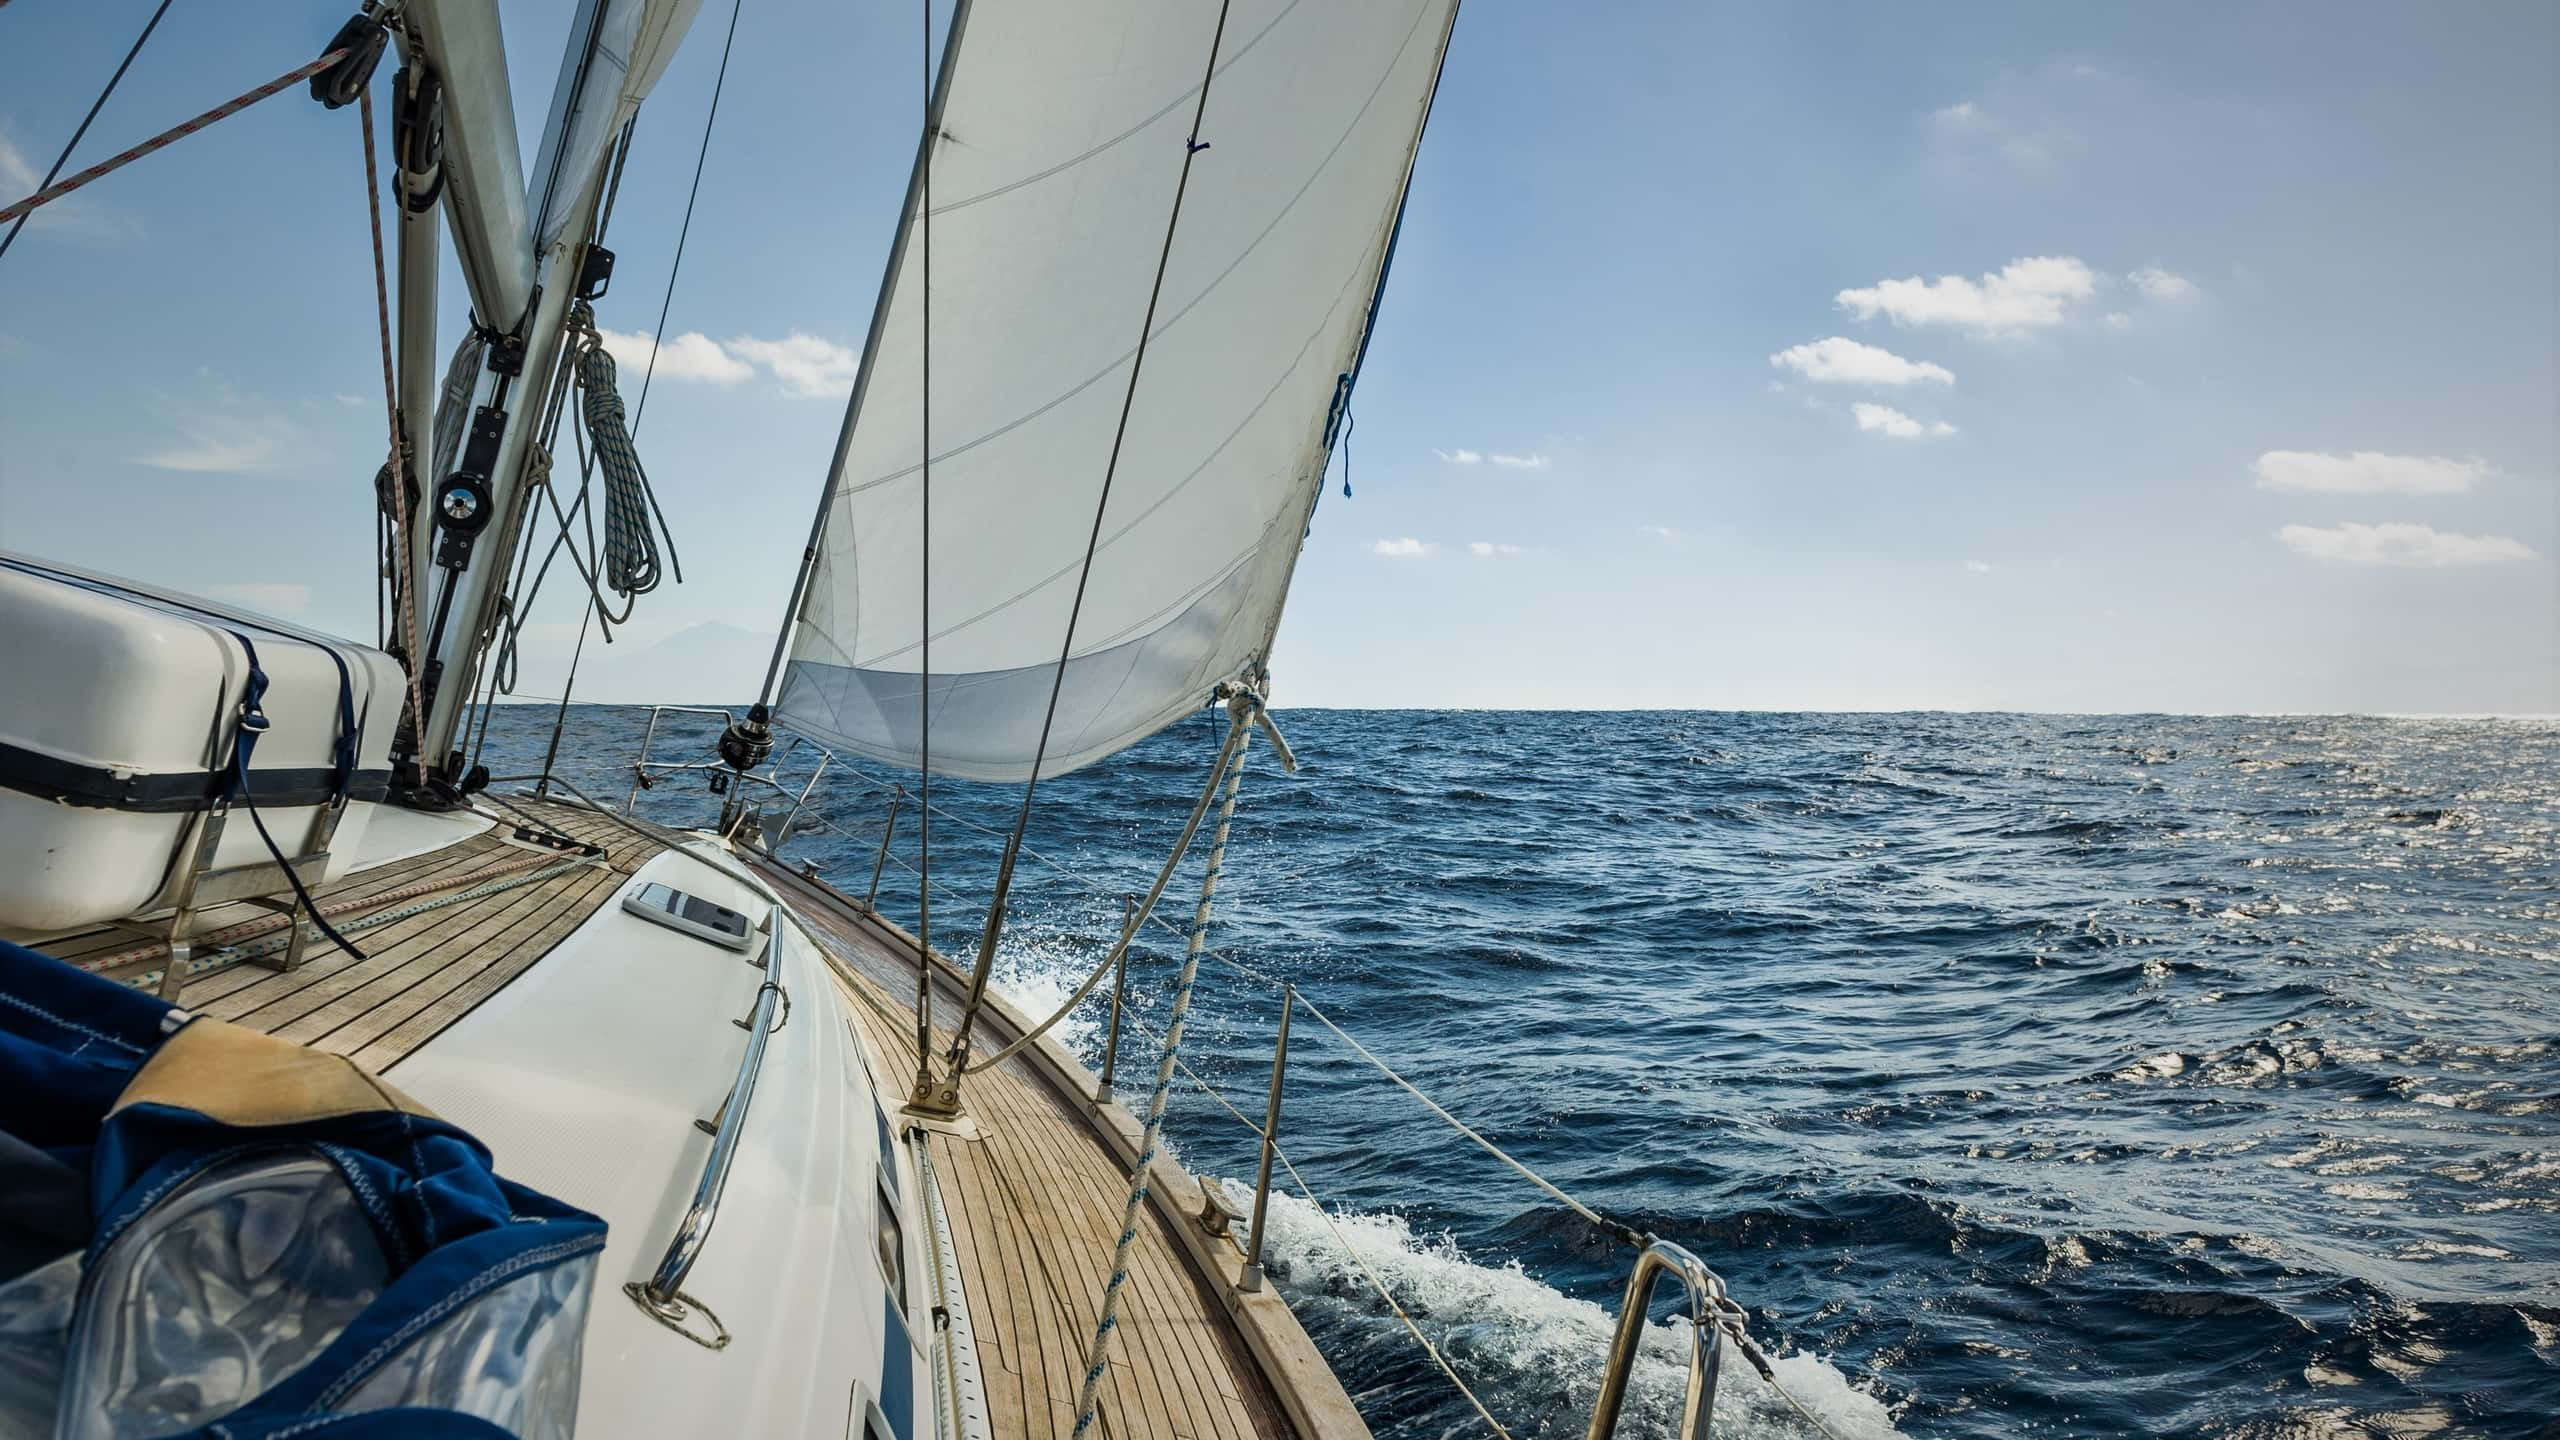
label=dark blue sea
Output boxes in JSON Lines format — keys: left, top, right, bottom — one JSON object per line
{"left": 484, "top": 707, "right": 2559, "bottom": 1439}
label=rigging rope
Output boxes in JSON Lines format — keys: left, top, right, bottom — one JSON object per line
{"left": 0, "top": 0, "right": 174, "bottom": 263}
{"left": 484, "top": 304, "right": 683, "bottom": 695}
{"left": 526, "top": 0, "right": 744, "bottom": 788}
{"left": 358, "top": 81, "right": 428, "bottom": 784}
{"left": 937, "top": 0, "right": 1241, "bottom": 1098}
{"left": 961, "top": 708, "right": 1248, "bottom": 1076}
{"left": 1070, "top": 698, "right": 1253, "bottom": 1438}
{"left": 632, "top": 0, "right": 743, "bottom": 434}
{"left": 0, "top": 45, "right": 354, "bottom": 228}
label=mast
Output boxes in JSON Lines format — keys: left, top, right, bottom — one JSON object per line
{"left": 401, "top": 0, "right": 704, "bottom": 786}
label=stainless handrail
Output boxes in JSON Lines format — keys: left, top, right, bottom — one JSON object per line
{"left": 1587, "top": 1238, "right": 1731, "bottom": 1440}
{"left": 624, "top": 909, "right": 788, "bottom": 1349}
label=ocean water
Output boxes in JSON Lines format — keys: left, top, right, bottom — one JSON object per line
{"left": 483, "top": 707, "right": 2559, "bottom": 1439}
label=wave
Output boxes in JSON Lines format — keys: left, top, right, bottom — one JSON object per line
{"left": 1243, "top": 1189, "right": 1903, "bottom": 1440}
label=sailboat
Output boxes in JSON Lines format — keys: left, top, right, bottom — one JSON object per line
{"left": 0, "top": 3, "right": 1788, "bottom": 1437}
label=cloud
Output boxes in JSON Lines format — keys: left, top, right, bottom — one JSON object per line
{"left": 596, "top": 327, "right": 755, "bottom": 386}
{"left": 1837, "top": 256, "right": 2098, "bottom": 335}
{"left": 2253, "top": 450, "right": 2493, "bottom": 496}
{"left": 1769, "top": 336, "right": 1954, "bottom": 387}
{"left": 1964, "top": 560, "right": 1993, "bottom": 574}
{"left": 1466, "top": 541, "right": 1524, "bottom": 558}
{"left": 1641, "top": 524, "right": 1680, "bottom": 542}
{"left": 725, "top": 333, "right": 857, "bottom": 397}
{"left": 2128, "top": 265, "right": 2198, "bottom": 303}
{"left": 0, "top": 130, "right": 33, "bottom": 191}
{"left": 588, "top": 328, "right": 855, "bottom": 396}
{"left": 1434, "top": 448, "right": 1547, "bottom": 470}
{"left": 2100, "top": 311, "right": 2132, "bottom": 331}
{"left": 1370, "top": 538, "right": 1432, "bottom": 558}
{"left": 0, "top": 124, "right": 133, "bottom": 240}
{"left": 333, "top": 393, "right": 369, "bottom": 408}
{"left": 1851, "top": 402, "right": 1957, "bottom": 439}
{"left": 136, "top": 412, "right": 299, "bottom": 472}
{"left": 2277, "top": 522, "right": 2534, "bottom": 568}
{"left": 1924, "top": 96, "right": 2082, "bottom": 176}
{"left": 202, "top": 583, "right": 312, "bottom": 616}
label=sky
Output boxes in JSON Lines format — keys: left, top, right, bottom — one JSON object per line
{"left": 2, "top": 1, "right": 2553, "bottom": 714}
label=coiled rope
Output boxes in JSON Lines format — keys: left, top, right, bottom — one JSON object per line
{"left": 483, "top": 304, "right": 683, "bottom": 696}
{"left": 577, "top": 337, "right": 670, "bottom": 597}
{"left": 1069, "top": 698, "right": 1253, "bottom": 1438}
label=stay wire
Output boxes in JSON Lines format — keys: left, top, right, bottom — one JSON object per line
{"left": 631, "top": 0, "right": 744, "bottom": 436}
{"left": 939, "top": 0, "right": 1239, "bottom": 1081}
{"left": 0, "top": 0, "right": 174, "bottom": 264}
{"left": 913, "top": 0, "right": 937, "bottom": 1081}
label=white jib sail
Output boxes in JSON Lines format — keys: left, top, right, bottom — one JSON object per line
{"left": 776, "top": 0, "right": 1459, "bottom": 781}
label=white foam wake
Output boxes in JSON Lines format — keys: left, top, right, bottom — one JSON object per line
{"left": 990, "top": 945, "right": 1901, "bottom": 1436}
{"left": 988, "top": 935, "right": 1111, "bottom": 1062}
{"left": 1248, "top": 1190, "right": 1903, "bottom": 1439}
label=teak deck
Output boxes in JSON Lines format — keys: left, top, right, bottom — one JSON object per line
{"left": 27, "top": 795, "right": 1350, "bottom": 1439}
{"left": 782, "top": 883, "right": 1293, "bottom": 1440}
{"left": 36, "top": 800, "right": 646, "bottom": 1072}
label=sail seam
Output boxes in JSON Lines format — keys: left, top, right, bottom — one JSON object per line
{"left": 924, "top": 0, "right": 1305, "bottom": 217}
{"left": 838, "top": 0, "right": 1441, "bottom": 500}
{"left": 839, "top": 229, "right": 1380, "bottom": 670}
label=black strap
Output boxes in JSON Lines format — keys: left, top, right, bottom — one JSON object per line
{"left": 219, "top": 630, "right": 366, "bottom": 963}
{"left": 0, "top": 745, "right": 389, "bottom": 813}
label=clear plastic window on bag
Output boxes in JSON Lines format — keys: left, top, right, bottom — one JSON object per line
{"left": 58, "top": 1152, "right": 389, "bottom": 1440}
{"left": 328, "top": 1252, "right": 594, "bottom": 1440}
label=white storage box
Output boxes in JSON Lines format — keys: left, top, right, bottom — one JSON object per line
{"left": 0, "top": 554, "right": 408, "bottom": 935}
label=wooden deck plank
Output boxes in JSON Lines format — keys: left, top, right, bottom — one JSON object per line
{"left": 351, "top": 866, "right": 625, "bottom": 1069}
{"left": 219, "top": 863, "right": 576, "bottom": 1034}
{"left": 121, "top": 798, "right": 656, "bottom": 1072}
{"left": 303, "top": 863, "right": 618, "bottom": 1053}
{"left": 828, "top": 951, "right": 1285, "bottom": 1440}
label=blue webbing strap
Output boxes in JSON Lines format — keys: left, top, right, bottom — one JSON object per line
{"left": 220, "top": 630, "right": 366, "bottom": 962}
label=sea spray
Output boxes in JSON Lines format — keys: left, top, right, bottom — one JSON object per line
{"left": 1238, "top": 1187, "right": 1901, "bottom": 1439}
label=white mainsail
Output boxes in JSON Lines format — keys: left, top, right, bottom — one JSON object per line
{"left": 775, "top": 0, "right": 1459, "bottom": 781}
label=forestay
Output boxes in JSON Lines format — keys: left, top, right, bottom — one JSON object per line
{"left": 777, "top": 0, "right": 1458, "bottom": 781}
